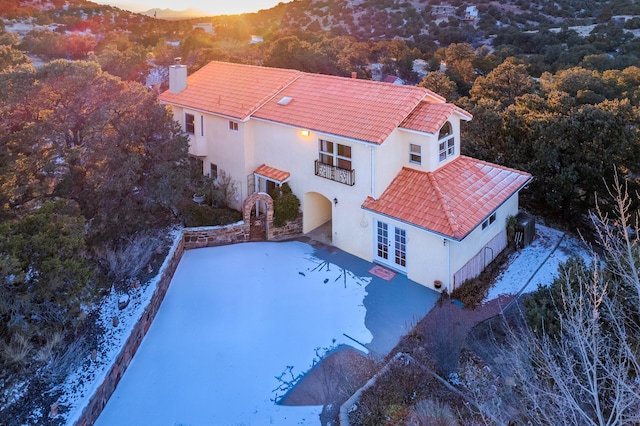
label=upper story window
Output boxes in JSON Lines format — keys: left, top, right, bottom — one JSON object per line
{"left": 438, "top": 121, "right": 455, "bottom": 162}
{"left": 228, "top": 120, "right": 239, "bottom": 132}
{"left": 319, "top": 139, "right": 352, "bottom": 170}
{"left": 409, "top": 143, "right": 422, "bottom": 165}
{"left": 185, "top": 113, "right": 195, "bottom": 134}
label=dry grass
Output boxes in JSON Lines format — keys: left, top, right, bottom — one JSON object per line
{"left": 94, "top": 229, "right": 165, "bottom": 287}
{"left": 2, "top": 334, "right": 33, "bottom": 365}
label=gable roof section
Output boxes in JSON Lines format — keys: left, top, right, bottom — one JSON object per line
{"left": 158, "top": 61, "right": 301, "bottom": 120}
{"left": 362, "top": 156, "right": 532, "bottom": 240}
{"left": 253, "top": 73, "right": 429, "bottom": 144}
{"left": 400, "top": 101, "right": 473, "bottom": 134}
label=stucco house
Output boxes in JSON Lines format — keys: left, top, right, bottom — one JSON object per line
{"left": 158, "top": 60, "right": 532, "bottom": 291}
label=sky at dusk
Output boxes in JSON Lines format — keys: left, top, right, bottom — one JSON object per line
{"left": 94, "top": 0, "right": 291, "bottom": 15}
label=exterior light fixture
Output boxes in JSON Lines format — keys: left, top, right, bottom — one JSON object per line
{"left": 333, "top": 198, "right": 338, "bottom": 206}
{"left": 300, "top": 130, "right": 310, "bottom": 137}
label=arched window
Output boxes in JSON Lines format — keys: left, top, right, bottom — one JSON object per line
{"left": 438, "top": 121, "right": 455, "bottom": 161}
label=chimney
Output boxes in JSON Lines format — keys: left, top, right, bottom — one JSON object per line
{"left": 169, "top": 57, "right": 187, "bottom": 94}
{"left": 351, "top": 71, "right": 357, "bottom": 79}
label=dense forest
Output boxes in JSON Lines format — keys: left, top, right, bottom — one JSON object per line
{"left": 1, "top": 0, "right": 640, "bottom": 424}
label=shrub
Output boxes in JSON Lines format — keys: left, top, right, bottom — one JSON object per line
{"left": 93, "top": 229, "right": 166, "bottom": 288}
{"left": 269, "top": 183, "right": 300, "bottom": 227}
{"left": 180, "top": 203, "right": 242, "bottom": 227}
{"left": 0, "top": 200, "right": 103, "bottom": 342}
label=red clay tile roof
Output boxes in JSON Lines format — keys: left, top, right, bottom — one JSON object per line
{"left": 254, "top": 164, "right": 290, "bottom": 183}
{"left": 159, "top": 61, "right": 460, "bottom": 144}
{"left": 253, "top": 73, "right": 430, "bottom": 144}
{"left": 158, "top": 62, "right": 301, "bottom": 120}
{"left": 400, "top": 101, "right": 473, "bottom": 134}
{"left": 362, "top": 156, "right": 532, "bottom": 240}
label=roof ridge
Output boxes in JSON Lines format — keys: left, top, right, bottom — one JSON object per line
{"left": 458, "top": 155, "right": 530, "bottom": 175}
{"left": 427, "top": 164, "right": 463, "bottom": 239}
{"left": 249, "top": 72, "right": 304, "bottom": 119}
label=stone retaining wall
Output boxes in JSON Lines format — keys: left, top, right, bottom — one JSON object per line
{"left": 182, "top": 222, "right": 250, "bottom": 249}
{"left": 74, "top": 218, "right": 303, "bottom": 425}
{"left": 272, "top": 216, "right": 303, "bottom": 240}
{"left": 75, "top": 236, "right": 185, "bottom": 426}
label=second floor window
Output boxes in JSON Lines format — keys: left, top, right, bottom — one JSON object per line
{"left": 409, "top": 143, "right": 422, "bottom": 165}
{"left": 229, "top": 120, "right": 239, "bottom": 131}
{"left": 319, "top": 139, "right": 352, "bottom": 170}
{"left": 438, "top": 121, "right": 454, "bottom": 161}
{"left": 185, "top": 113, "right": 195, "bottom": 134}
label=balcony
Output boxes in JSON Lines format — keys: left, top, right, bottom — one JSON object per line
{"left": 315, "top": 160, "right": 355, "bottom": 186}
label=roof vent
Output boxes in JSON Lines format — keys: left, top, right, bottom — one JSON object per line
{"left": 277, "top": 96, "right": 293, "bottom": 106}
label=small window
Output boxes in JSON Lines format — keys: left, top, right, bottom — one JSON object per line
{"left": 438, "top": 121, "right": 455, "bottom": 162}
{"left": 228, "top": 121, "right": 239, "bottom": 131}
{"left": 409, "top": 144, "right": 421, "bottom": 164}
{"left": 210, "top": 163, "right": 218, "bottom": 179}
{"left": 200, "top": 115, "right": 204, "bottom": 136}
{"left": 481, "top": 213, "right": 497, "bottom": 230}
{"left": 185, "top": 113, "right": 195, "bottom": 134}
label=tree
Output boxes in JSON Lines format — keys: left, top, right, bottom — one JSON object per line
{"left": 0, "top": 60, "right": 190, "bottom": 241}
{"left": 0, "top": 45, "right": 29, "bottom": 71}
{"left": 436, "top": 43, "right": 477, "bottom": 95}
{"left": 469, "top": 57, "right": 536, "bottom": 108}
{"left": 484, "top": 178, "right": 640, "bottom": 425}
{"left": 418, "top": 71, "right": 459, "bottom": 101}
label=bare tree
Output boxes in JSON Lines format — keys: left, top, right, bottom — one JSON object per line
{"left": 471, "top": 176, "right": 640, "bottom": 425}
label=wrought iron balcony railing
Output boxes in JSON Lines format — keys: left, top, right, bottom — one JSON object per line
{"left": 314, "top": 160, "right": 355, "bottom": 186}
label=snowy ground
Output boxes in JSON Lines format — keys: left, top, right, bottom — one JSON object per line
{"left": 486, "top": 224, "right": 591, "bottom": 301}
{"left": 55, "top": 223, "right": 588, "bottom": 425}
{"left": 94, "top": 242, "right": 373, "bottom": 425}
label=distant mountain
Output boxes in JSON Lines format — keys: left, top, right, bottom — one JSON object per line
{"left": 140, "top": 7, "right": 208, "bottom": 19}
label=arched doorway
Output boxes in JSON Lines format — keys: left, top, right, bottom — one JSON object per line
{"left": 243, "top": 192, "right": 274, "bottom": 240}
{"left": 303, "top": 192, "right": 332, "bottom": 243}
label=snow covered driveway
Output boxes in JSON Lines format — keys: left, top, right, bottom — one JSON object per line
{"left": 95, "top": 241, "right": 373, "bottom": 425}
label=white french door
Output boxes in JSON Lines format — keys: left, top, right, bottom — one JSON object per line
{"left": 375, "top": 220, "right": 407, "bottom": 271}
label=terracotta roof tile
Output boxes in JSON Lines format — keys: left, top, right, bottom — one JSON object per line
{"left": 159, "top": 61, "right": 471, "bottom": 144}
{"left": 158, "top": 62, "right": 301, "bottom": 119}
{"left": 253, "top": 73, "right": 428, "bottom": 144}
{"left": 254, "top": 164, "right": 290, "bottom": 183}
{"left": 362, "top": 156, "right": 532, "bottom": 240}
{"left": 400, "top": 101, "right": 473, "bottom": 134}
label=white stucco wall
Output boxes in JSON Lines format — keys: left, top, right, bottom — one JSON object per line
{"left": 166, "top": 104, "right": 518, "bottom": 289}
{"left": 448, "top": 193, "right": 520, "bottom": 277}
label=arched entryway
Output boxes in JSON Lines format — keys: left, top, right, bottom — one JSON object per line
{"left": 243, "top": 192, "right": 274, "bottom": 240}
{"left": 303, "top": 192, "right": 332, "bottom": 243}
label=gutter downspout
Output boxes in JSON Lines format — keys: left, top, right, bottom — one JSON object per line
{"left": 447, "top": 238, "right": 452, "bottom": 293}
{"left": 370, "top": 147, "right": 375, "bottom": 197}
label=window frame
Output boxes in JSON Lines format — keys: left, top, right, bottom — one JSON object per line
{"left": 319, "top": 139, "right": 352, "bottom": 170}
{"left": 228, "top": 120, "right": 239, "bottom": 132}
{"left": 185, "top": 113, "right": 195, "bottom": 134}
{"left": 210, "top": 163, "right": 218, "bottom": 180}
{"left": 481, "top": 213, "right": 497, "bottom": 231}
{"left": 409, "top": 143, "right": 422, "bottom": 165}
{"left": 438, "top": 121, "right": 455, "bottom": 162}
